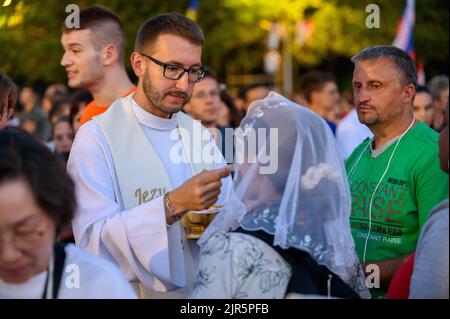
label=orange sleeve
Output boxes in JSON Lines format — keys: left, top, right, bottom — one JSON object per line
{"left": 79, "top": 87, "right": 136, "bottom": 127}
{"left": 79, "top": 103, "right": 108, "bottom": 127}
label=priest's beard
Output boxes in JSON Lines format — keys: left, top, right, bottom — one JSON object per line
{"left": 142, "top": 70, "right": 189, "bottom": 115}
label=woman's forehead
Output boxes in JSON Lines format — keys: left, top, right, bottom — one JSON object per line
{"left": 0, "top": 179, "right": 48, "bottom": 227}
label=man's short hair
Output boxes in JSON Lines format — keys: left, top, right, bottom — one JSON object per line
{"left": 0, "top": 71, "right": 18, "bottom": 112}
{"left": 243, "top": 83, "right": 272, "bottom": 102}
{"left": 300, "top": 71, "right": 336, "bottom": 103}
{"left": 134, "top": 13, "right": 204, "bottom": 53}
{"left": 427, "top": 75, "right": 449, "bottom": 101}
{"left": 63, "top": 5, "right": 126, "bottom": 63}
{"left": 416, "top": 85, "right": 431, "bottom": 95}
{"left": 351, "top": 45, "right": 417, "bottom": 89}
{"left": 203, "top": 68, "right": 218, "bottom": 82}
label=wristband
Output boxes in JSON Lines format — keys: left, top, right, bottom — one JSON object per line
{"left": 164, "top": 192, "right": 179, "bottom": 221}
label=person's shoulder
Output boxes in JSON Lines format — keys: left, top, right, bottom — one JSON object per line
{"left": 63, "top": 244, "right": 137, "bottom": 298}
{"left": 400, "top": 122, "right": 441, "bottom": 168}
{"left": 75, "top": 118, "right": 103, "bottom": 140}
{"left": 409, "top": 121, "right": 440, "bottom": 151}
{"left": 83, "top": 100, "right": 100, "bottom": 112}
{"left": 427, "top": 200, "right": 449, "bottom": 223}
{"left": 64, "top": 244, "right": 129, "bottom": 282}
{"left": 337, "top": 110, "right": 369, "bottom": 134}
{"left": 337, "top": 110, "right": 356, "bottom": 127}
{"left": 345, "top": 137, "right": 371, "bottom": 164}
{"left": 79, "top": 101, "right": 108, "bottom": 126}
{"left": 80, "top": 100, "right": 97, "bottom": 117}
{"left": 70, "top": 119, "right": 106, "bottom": 157}
{"left": 413, "top": 121, "right": 439, "bottom": 138}
{"left": 418, "top": 200, "right": 449, "bottom": 248}
{"left": 336, "top": 120, "right": 351, "bottom": 135}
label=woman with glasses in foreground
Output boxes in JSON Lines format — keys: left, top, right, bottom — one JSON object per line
{"left": 0, "top": 128, "right": 137, "bottom": 298}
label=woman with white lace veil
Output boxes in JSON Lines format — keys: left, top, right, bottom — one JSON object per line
{"left": 190, "top": 92, "right": 370, "bottom": 299}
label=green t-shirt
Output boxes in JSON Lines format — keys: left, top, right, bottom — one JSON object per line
{"left": 345, "top": 122, "right": 448, "bottom": 295}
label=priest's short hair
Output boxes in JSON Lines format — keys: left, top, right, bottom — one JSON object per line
{"left": 134, "top": 12, "right": 204, "bottom": 53}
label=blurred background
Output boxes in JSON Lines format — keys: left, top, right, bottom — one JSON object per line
{"left": 1, "top": 0, "right": 448, "bottom": 95}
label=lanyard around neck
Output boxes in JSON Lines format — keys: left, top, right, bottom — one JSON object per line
{"left": 41, "top": 243, "right": 67, "bottom": 299}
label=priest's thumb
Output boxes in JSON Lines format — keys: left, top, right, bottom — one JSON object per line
{"left": 200, "top": 166, "right": 230, "bottom": 180}
{"left": 217, "top": 166, "right": 231, "bottom": 178}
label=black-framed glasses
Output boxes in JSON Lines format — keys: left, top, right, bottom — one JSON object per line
{"left": 139, "top": 52, "right": 207, "bottom": 83}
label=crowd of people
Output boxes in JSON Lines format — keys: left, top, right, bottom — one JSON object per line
{"left": 0, "top": 5, "right": 448, "bottom": 299}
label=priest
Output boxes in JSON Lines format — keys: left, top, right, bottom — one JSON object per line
{"left": 67, "top": 13, "right": 232, "bottom": 298}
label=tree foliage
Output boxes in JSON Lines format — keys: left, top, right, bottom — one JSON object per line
{"left": 0, "top": 0, "right": 447, "bottom": 88}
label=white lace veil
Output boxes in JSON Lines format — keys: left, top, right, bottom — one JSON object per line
{"left": 199, "top": 92, "right": 369, "bottom": 298}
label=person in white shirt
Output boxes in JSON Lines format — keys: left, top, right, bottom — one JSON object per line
{"left": 67, "top": 13, "right": 232, "bottom": 299}
{"left": 0, "top": 128, "right": 136, "bottom": 299}
{"left": 336, "top": 109, "right": 372, "bottom": 159}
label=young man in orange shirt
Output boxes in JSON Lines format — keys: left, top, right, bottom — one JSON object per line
{"left": 61, "top": 5, "right": 135, "bottom": 127}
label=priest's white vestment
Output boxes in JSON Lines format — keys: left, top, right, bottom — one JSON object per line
{"left": 67, "top": 94, "right": 232, "bottom": 298}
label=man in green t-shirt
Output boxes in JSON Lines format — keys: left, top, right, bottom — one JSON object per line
{"left": 346, "top": 45, "right": 449, "bottom": 297}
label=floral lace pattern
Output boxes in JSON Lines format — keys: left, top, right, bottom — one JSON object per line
{"left": 190, "top": 231, "right": 291, "bottom": 299}
{"left": 238, "top": 200, "right": 370, "bottom": 298}
{"left": 240, "top": 200, "right": 332, "bottom": 265}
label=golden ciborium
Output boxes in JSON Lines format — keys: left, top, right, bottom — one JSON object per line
{"left": 180, "top": 205, "right": 222, "bottom": 239}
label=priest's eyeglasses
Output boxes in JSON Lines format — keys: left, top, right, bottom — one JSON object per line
{"left": 139, "top": 52, "right": 207, "bottom": 83}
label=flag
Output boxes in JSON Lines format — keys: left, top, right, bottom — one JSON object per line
{"left": 296, "top": 19, "right": 314, "bottom": 46}
{"left": 186, "top": 0, "right": 199, "bottom": 21}
{"left": 268, "top": 22, "right": 280, "bottom": 50}
{"left": 417, "top": 61, "right": 426, "bottom": 86}
{"left": 393, "top": 0, "right": 426, "bottom": 84}
{"left": 393, "top": 0, "right": 416, "bottom": 61}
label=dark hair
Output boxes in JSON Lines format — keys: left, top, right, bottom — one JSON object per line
{"left": 203, "top": 68, "right": 217, "bottom": 82}
{"left": 69, "top": 90, "right": 92, "bottom": 124}
{"left": 63, "top": 5, "right": 126, "bottom": 63}
{"left": 134, "top": 12, "right": 204, "bottom": 53}
{"left": 242, "top": 83, "right": 272, "bottom": 104}
{"left": 220, "top": 89, "right": 242, "bottom": 128}
{"left": 44, "top": 84, "right": 68, "bottom": 100}
{"left": 300, "top": 71, "right": 336, "bottom": 103}
{"left": 71, "top": 89, "right": 93, "bottom": 106}
{"left": 351, "top": 45, "right": 417, "bottom": 88}
{"left": 51, "top": 115, "right": 74, "bottom": 139}
{"left": 428, "top": 75, "right": 449, "bottom": 101}
{"left": 416, "top": 85, "right": 431, "bottom": 95}
{"left": 0, "top": 71, "right": 18, "bottom": 112}
{"left": 0, "top": 128, "right": 76, "bottom": 232}
{"left": 49, "top": 97, "right": 71, "bottom": 124}
{"left": 237, "top": 87, "right": 247, "bottom": 100}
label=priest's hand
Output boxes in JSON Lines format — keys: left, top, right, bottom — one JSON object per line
{"left": 166, "top": 166, "right": 231, "bottom": 222}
